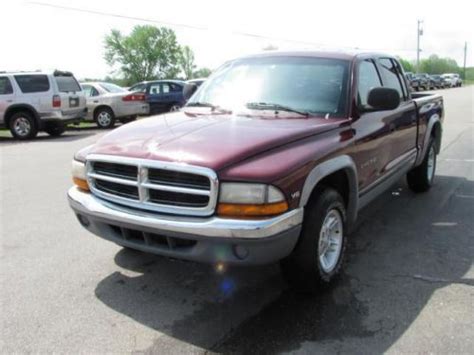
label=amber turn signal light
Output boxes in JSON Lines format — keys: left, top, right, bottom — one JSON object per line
{"left": 217, "top": 201, "right": 289, "bottom": 218}
{"left": 73, "top": 177, "right": 90, "bottom": 191}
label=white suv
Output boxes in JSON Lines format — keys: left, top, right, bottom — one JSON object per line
{"left": 0, "top": 70, "right": 87, "bottom": 139}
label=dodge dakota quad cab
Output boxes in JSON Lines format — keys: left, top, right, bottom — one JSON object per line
{"left": 68, "top": 51, "right": 443, "bottom": 291}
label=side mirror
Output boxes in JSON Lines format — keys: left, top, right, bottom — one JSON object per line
{"left": 183, "top": 83, "right": 198, "bottom": 102}
{"left": 367, "top": 87, "right": 400, "bottom": 111}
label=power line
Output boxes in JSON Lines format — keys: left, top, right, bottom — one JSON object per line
{"left": 28, "top": 1, "right": 416, "bottom": 53}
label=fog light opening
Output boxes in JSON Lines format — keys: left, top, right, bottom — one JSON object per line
{"left": 77, "top": 214, "right": 90, "bottom": 227}
{"left": 233, "top": 245, "right": 249, "bottom": 260}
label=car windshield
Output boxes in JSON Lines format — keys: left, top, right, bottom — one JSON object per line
{"left": 187, "top": 56, "right": 350, "bottom": 117}
{"left": 99, "top": 82, "right": 126, "bottom": 93}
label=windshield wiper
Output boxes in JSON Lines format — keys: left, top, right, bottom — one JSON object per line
{"left": 185, "top": 102, "right": 231, "bottom": 114}
{"left": 246, "top": 102, "right": 310, "bottom": 117}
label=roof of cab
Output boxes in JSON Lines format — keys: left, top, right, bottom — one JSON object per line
{"left": 235, "top": 49, "right": 393, "bottom": 61}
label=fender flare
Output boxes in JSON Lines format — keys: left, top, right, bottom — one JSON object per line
{"left": 4, "top": 104, "right": 41, "bottom": 128}
{"left": 416, "top": 113, "right": 442, "bottom": 165}
{"left": 299, "top": 155, "right": 359, "bottom": 228}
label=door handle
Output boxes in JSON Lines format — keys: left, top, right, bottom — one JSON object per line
{"left": 93, "top": 100, "right": 99, "bottom": 103}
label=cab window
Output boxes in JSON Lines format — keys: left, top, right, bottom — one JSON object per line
{"left": 378, "top": 58, "right": 407, "bottom": 100}
{"left": 357, "top": 60, "right": 382, "bottom": 107}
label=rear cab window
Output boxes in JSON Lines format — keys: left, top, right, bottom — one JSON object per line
{"left": 14, "top": 75, "right": 50, "bottom": 93}
{"left": 0, "top": 77, "right": 14, "bottom": 95}
{"left": 55, "top": 74, "right": 82, "bottom": 93}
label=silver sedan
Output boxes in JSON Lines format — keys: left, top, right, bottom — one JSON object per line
{"left": 81, "top": 82, "right": 149, "bottom": 128}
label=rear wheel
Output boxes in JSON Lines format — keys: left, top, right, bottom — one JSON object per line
{"left": 169, "top": 104, "right": 181, "bottom": 112}
{"left": 407, "top": 139, "right": 436, "bottom": 192}
{"left": 281, "top": 187, "right": 347, "bottom": 293}
{"left": 95, "top": 107, "right": 115, "bottom": 129}
{"left": 9, "top": 111, "right": 38, "bottom": 140}
{"left": 44, "top": 122, "right": 65, "bottom": 137}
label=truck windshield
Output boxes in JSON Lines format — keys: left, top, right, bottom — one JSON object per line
{"left": 187, "top": 56, "right": 350, "bottom": 117}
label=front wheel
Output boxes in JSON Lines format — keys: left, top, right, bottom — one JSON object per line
{"left": 407, "top": 139, "right": 436, "bottom": 192}
{"left": 281, "top": 187, "right": 347, "bottom": 293}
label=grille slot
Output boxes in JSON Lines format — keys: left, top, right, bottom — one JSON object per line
{"left": 86, "top": 155, "right": 217, "bottom": 216}
{"left": 110, "top": 225, "right": 197, "bottom": 249}
{"left": 148, "top": 189, "right": 209, "bottom": 207}
{"left": 93, "top": 162, "right": 137, "bottom": 181}
{"left": 148, "top": 168, "right": 210, "bottom": 190}
{"left": 95, "top": 180, "right": 139, "bottom": 199}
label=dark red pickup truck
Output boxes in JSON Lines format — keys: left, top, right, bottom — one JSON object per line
{"left": 68, "top": 51, "right": 443, "bottom": 291}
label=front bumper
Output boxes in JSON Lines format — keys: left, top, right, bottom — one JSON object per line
{"left": 68, "top": 187, "right": 303, "bottom": 265}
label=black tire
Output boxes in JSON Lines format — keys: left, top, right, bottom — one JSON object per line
{"left": 281, "top": 187, "right": 347, "bottom": 293}
{"left": 44, "top": 122, "right": 66, "bottom": 137}
{"left": 8, "top": 111, "right": 38, "bottom": 140}
{"left": 169, "top": 104, "right": 181, "bottom": 112}
{"left": 407, "top": 139, "right": 437, "bottom": 193}
{"left": 94, "top": 107, "right": 115, "bottom": 129}
{"left": 120, "top": 115, "right": 137, "bottom": 124}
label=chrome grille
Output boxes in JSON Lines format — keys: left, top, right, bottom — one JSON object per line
{"left": 86, "top": 154, "right": 218, "bottom": 216}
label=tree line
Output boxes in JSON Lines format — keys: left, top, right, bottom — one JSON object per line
{"left": 102, "top": 24, "right": 471, "bottom": 86}
{"left": 104, "top": 25, "right": 211, "bottom": 86}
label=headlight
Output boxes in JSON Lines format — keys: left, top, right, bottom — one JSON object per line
{"left": 72, "top": 160, "right": 89, "bottom": 191}
{"left": 217, "top": 183, "right": 288, "bottom": 218}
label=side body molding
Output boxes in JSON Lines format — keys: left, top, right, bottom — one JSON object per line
{"left": 299, "top": 155, "right": 359, "bottom": 229}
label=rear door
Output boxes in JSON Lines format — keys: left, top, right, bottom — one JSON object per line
{"left": 14, "top": 74, "right": 52, "bottom": 113}
{"left": 376, "top": 57, "right": 418, "bottom": 175}
{"left": 81, "top": 84, "right": 101, "bottom": 119}
{"left": 146, "top": 82, "right": 163, "bottom": 114}
{"left": 53, "top": 73, "right": 85, "bottom": 114}
{"left": 0, "top": 76, "right": 15, "bottom": 124}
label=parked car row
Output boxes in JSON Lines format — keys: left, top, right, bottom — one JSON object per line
{"left": 0, "top": 69, "right": 208, "bottom": 139}
{"left": 405, "top": 72, "right": 463, "bottom": 91}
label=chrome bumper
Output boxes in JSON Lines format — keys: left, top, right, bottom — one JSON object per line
{"left": 68, "top": 187, "right": 303, "bottom": 239}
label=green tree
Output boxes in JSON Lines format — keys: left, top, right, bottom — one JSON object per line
{"left": 193, "top": 67, "right": 212, "bottom": 78}
{"left": 178, "top": 45, "right": 196, "bottom": 80}
{"left": 419, "top": 55, "right": 460, "bottom": 74}
{"left": 398, "top": 57, "right": 415, "bottom": 73}
{"left": 104, "top": 25, "right": 181, "bottom": 83}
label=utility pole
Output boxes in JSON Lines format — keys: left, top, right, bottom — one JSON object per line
{"left": 416, "top": 20, "right": 423, "bottom": 73}
{"left": 463, "top": 42, "right": 467, "bottom": 80}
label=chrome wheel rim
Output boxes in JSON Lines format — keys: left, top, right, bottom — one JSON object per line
{"left": 97, "top": 111, "right": 112, "bottom": 126}
{"left": 13, "top": 117, "right": 31, "bottom": 137}
{"left": 318, "top": 209, "right": 343, "bottom": 273}
{"left": 427, "top": 145, "right": 436, "bottom": 182}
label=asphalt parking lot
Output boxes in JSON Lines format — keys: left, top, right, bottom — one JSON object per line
{"left": 1, "top": 86, "right": 473, "bottom": 354}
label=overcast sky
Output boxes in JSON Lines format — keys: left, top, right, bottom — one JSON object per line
{"left": 1, "top": 0, "right": 472, "bottom": 79}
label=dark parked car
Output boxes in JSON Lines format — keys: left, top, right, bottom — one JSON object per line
{"left": 129, "top": 80, "right": 185, "bottom": 114}
{"left": 430, "top": 75, "right": 447, "bottom": 89}
{"left": 416, "top": 73, "right": 436, "bottom": 90}
{"left": 405, "top": 72, "right": 420, "bottom": 91}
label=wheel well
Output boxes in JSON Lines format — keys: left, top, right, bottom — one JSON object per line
{"left": 310, "top": 170, "right": 350, "bottom": 208}
{"left": 4, "top": 106, "right": 38, "bottom": 127}
{"left": 93, "top": 105, "right": 114, "bottom": 119}
{"left": 431, "top": 121, "right": 442, "bottom": 154}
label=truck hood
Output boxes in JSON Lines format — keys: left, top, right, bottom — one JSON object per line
{"left": 88, "top": 111, "right": 345, "bottom": 171}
